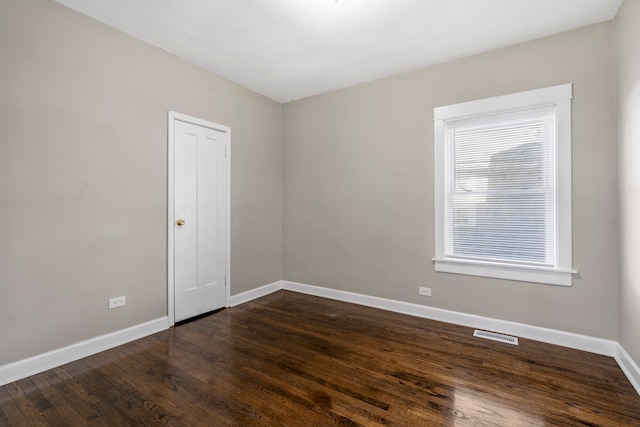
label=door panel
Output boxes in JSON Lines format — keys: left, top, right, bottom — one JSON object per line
{"left": 174, "top": 120, "right": 226, "bottom": 322}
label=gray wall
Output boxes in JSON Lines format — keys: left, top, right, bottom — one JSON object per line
{"left": 283, "top": 22, "right": 619, "bottom": 339}
{"left": 0, "top": 0, "right": 283, "bottom": 365}
{"left": 615, "top": 0, "right": 640, "bottom": 367}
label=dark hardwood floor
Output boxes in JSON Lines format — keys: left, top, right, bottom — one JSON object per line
{"left": 1, "top": 290, "right": 639, "bottom": 426}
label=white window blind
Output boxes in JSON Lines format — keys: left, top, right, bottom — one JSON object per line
{"left": 444, "top": 108, "right": 556, "bottom": 267}
{"left": 433, "top": 83, "right": 574, "bottom": 286}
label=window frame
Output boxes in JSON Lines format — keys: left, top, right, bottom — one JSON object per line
{"left": 432, "top": 84, "right": 575, "bottom": 286}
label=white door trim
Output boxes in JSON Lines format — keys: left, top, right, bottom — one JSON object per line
{"left": 167, "top": 111, "right": 231, "bottom": 326}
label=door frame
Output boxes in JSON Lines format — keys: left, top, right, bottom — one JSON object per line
{"left": 167, "top": 111, "right": 231, "bottom": 326}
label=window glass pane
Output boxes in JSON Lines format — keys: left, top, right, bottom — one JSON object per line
{"left": 452, "top": 193, "right": 547, "bottom": 263}
{"left": 444, "top": 108, "right": 556, "bottom": 267}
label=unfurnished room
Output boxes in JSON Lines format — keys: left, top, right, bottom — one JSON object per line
{"left": 1, "top": 0, "right": 640, "bottom": 425}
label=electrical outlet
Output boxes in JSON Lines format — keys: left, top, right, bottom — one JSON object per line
{"left": 108, "top": 296, "right": 126, "bottom": 309}
{"left": 419, "top": 287, "right": 432, "bottom": 297}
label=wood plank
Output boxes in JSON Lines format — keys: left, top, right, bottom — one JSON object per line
{"left": 1, "top": 290, "right": 639, "bottom": 426}
{"left": 2, "top": 380, "right": 48, "bottom": 426}
{"left": 23, "top": 373, "right": 91, "bottom": 426}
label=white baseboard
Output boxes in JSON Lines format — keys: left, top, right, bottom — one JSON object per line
{"left": 615, "top": 344, "right": 640, "bottom": 396}
{"left": 229, "top": 281, "right": 283, "bottom": 307}
{"left": 285, "top": 278, "right": 639, "bottom": 395}
{"left": 1, "top": 281, "right": 284, "bottom": 387}
{"left": 280, "top": 281, "right": 618, "bottom": 357}
{"left": 4, "top": 280, "right": 638, "bottom": 397}
{"left": 0, "top": 317, "right": 169, "bottom": 387}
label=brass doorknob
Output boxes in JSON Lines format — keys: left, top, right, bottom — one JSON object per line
{"left": 176, "top": 219, "right": 185, "bottom": 226}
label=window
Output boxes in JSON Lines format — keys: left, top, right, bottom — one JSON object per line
{"left": 433, "top": 84, "right": 575, "bottom": 286}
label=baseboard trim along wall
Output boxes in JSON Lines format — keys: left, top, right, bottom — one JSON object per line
{"left": 3, "top": 280, "right": 639, "bottom": 397}
{"left": 0, "top": 317, "right": 169, "bottom": 387}
{"left": 615, "top": 344, "right": 640, "bottom": 396}
{"left": 281, "top": 281, "right": 617, "bottom": 356}
{"left": 240, "top": 280, "right": 640, "bottom": 395}
{"left": 229, "top": 281, "right": 282, "bottom": 307}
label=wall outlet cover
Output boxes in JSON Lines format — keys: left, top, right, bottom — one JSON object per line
{"left": 419, "top": 287, "right": 432, "bottom": 296}
{"left": 108, "top": 296, "right": 126, "bottom": 309}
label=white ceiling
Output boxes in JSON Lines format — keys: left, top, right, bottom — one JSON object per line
{"left": 54, "top": 0, "right": 623, "bottom": 103}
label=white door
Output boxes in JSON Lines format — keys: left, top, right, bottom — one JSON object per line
{"left": 173, "top": 119, "right": 227, "bottom": 322}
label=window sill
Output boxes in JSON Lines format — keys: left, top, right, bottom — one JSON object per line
{"left": 432, "top": 258, "right": 576, "bottom": 287}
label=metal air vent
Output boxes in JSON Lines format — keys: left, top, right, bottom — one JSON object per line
{"left": 473, "top": 329, "right": 519, "bottom": 345}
